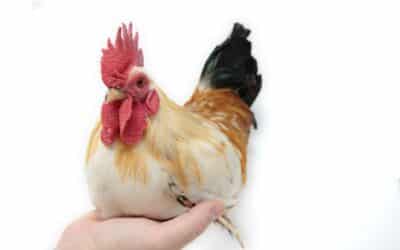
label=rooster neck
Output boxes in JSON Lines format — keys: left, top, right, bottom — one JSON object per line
{"left": 143, "top": 87, "right": 222, "bottom": 187}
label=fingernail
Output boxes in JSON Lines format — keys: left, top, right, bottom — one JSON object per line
{"left": 211, "top": 202, "right": 225, "bottom": 220}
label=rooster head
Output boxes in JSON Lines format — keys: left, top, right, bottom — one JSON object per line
{"left": 100, "top": 23, "right": 160, "bottom": 146}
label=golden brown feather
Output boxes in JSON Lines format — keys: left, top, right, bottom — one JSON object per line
{"left": 185, "top": 87, "right": 254, "bottom": 183}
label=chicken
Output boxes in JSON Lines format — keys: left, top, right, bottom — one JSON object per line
{"left": 85, "top": 22, "right": 262, "bottom": 248}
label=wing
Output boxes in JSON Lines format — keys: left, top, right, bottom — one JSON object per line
{"left": 185, "top": 88, "right": 254, "bottom": 184}
{"left": 170, "top": 119, "right": 244, "bottom": 208}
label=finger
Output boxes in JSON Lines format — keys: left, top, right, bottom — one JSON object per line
{"left": 158, "top": 200, "right": 225, "bottom": 249}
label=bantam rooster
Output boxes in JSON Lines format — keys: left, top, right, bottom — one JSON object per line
{"left": 85, "top": 22, "right": 262, "bottom": 249}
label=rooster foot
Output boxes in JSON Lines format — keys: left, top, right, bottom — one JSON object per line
{"left": 216, "top": 214, "right": 245, "bottom": 250}
{"left": 168, "top": 178, "right": 244, "bottom": 249}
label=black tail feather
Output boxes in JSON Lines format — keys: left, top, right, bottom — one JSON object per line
{"left": 200, "top": 23, "right": 262, "bottom": 107}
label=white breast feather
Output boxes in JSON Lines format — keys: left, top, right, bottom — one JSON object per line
{"left": 86, "top": 124, "right": 242, "bottom": 220}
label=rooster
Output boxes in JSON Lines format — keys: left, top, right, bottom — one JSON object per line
{"left": 85, "top": 22, "right": 262, "bottom": 248}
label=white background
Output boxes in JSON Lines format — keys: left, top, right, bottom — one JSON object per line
{"left": 4, "top": 0, "right": 400, "bottom": 249}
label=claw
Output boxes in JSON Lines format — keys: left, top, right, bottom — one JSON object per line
{"left": 216, "top": 215, "right": 245, "bottom": 249}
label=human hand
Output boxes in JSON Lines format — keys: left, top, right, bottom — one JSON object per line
{"left": 56, "top": 200, "right": 224, "bottom": 250}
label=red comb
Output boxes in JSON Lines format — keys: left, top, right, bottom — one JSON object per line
{"left": 101, "top": 23, "right": 144, "bottom": 88}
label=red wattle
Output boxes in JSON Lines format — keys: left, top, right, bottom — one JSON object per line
{"left": 100, "top": 90, "right": 159, "bottom": 146}
{"left": 119, "top": 102, "right": 147, "bottom": 145}
{"left": 101, "top": 100, "right": 121, "bottom": 145}
{"left": 119, "top": 96, "right": 134, "bottom": 133}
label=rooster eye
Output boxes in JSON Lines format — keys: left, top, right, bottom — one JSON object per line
{"left": 136, "top": 78, "right": 145, "bottom": 88}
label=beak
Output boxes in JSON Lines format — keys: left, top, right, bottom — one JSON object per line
{"left": 106, "top": 88, "right": 127, "bottom": 103}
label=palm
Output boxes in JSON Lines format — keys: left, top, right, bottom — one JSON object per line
{"left": 57, "top": 201, "right": 223, "bottom": 250}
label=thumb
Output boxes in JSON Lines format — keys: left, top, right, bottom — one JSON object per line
{"left": 158, "top": 200, "right": 225, "bottom": 249}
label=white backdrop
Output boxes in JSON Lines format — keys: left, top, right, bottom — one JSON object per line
{"left": 7, "top": 0, "right": 400, "bottom": 249}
